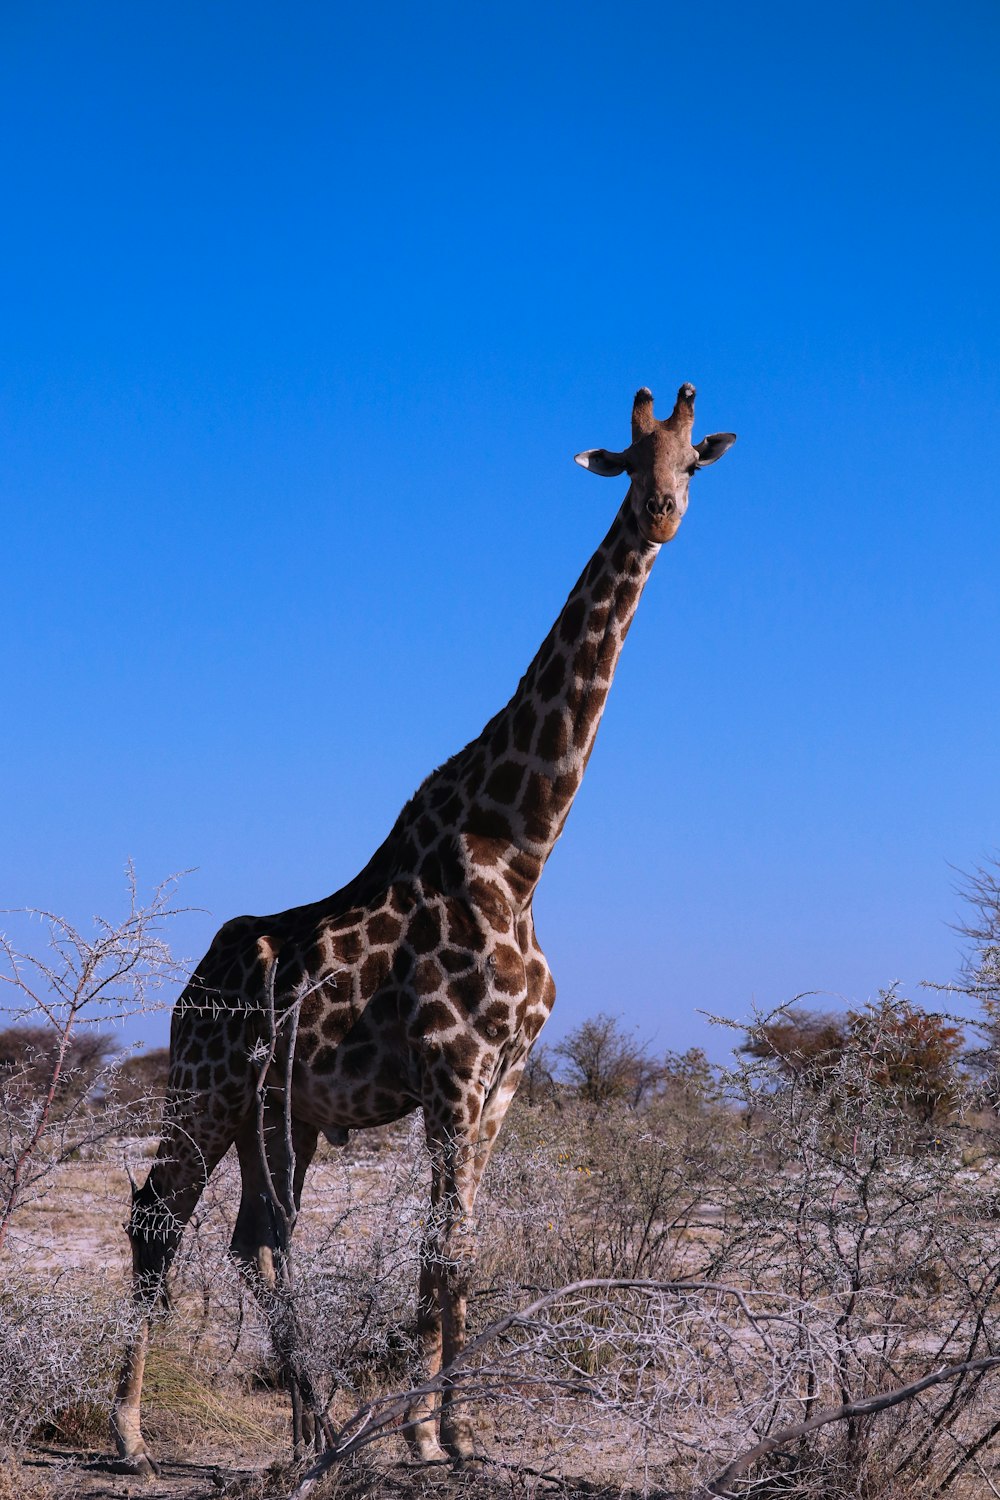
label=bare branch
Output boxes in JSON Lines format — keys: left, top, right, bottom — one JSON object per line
{"left": 706, "top": 1353, "right": 1000, "bottom": 1496}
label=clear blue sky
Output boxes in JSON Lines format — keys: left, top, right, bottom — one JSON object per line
{"left": 2, "top": 1, "right": 998, "bottom": 1056}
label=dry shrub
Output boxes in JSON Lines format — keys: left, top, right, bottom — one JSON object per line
{"left": 296, "top": 997, "right": 1000, "bottom": 1498}
{"left": 0, "top": 869, "right": 184, "bottom": 1258}
{"left": 282, "top": 1131, "right": 426, "bottom": 1402}
{"left": 5, "top": 954, "right": 998, "bottom": 1499}
{"left": 154, "top": 1119, "right": 429, "bottom": 1418}
{"left": 475, "top": 1084, "right": 728, "bottom": 1296}
{"left": 701, "top": 995, "right": 1000, "bottom": 1496}
{"left": 0, "top": 1272, "right": 133, "bottom": 1447}
{"left": 31, "top": 1401, "right": 107, "bottom": 1447}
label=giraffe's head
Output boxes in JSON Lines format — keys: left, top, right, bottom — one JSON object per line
{"left": 574, "top": 385, "right": 736, "bottom": 544}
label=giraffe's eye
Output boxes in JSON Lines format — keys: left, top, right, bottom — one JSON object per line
{"left": 686, "top": 462, "right": 698, "bottom": 476}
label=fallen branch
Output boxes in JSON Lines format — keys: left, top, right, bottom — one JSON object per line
{"left": 705, "top": 1352, "right": 1000, "bottom": 1497}
{"left": 290, "top": 1276, "right": 819, "bottom": 1497}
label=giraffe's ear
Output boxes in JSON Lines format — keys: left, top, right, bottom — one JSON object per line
{"left": 694, "top": 432, "right": 737, "bottom": 467}
{"left": 574, "top": 448, "right": 629, "bottom": 477}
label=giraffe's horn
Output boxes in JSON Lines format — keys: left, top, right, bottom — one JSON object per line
{"left": 663, "top": 382, "right": 696, "bottom": 435}
{"left": 631, "top": 387, "right": 656, "bottom": 440}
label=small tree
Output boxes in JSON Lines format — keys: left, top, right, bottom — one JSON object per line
{"left": 742, "top": 994, "right": 963, "bottom": 1125}
{"left": 107, "top": 1045, "right": 171, "bottom": 1112}
{"left": 520, "top": 1041, "right": 556, "bottom": 1107}
{"left": 553, "top": 1012, "right": 662, "bottom": 1107}
{"left": 0, "top": 866, "right": 184, "bottom": 1255}
{"left": 652, "top": 1045, "right": 720, "bottom": 1122}
{"left": 955, "top": 857, "right": 1000, "bottom": 1104}
{"left": 711, "top": 991, "right": 1000, "bottom": 1495}
{"left": 847, "top": 997, "right": 963, "bottom": 1125}
{"left": 0, "top": 1024, "right": 121, "bottom": 1106}
{"left": 956, "top": 857, "right": 1000, "bottom": 1008}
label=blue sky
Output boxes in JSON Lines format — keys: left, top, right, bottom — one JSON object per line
{"left": 2, "top": 1, "right": 998, "bottom": 1056}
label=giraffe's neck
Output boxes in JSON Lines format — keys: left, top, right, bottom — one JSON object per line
{"left": 404, "top": 498, "right": 660, "bottom": 909}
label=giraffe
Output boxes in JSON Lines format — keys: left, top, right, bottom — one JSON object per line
{"left": 111, "top": 382, "right": 736, "bottom": 1474}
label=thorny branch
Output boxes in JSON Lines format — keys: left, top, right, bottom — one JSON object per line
{"left": 252, "top": 951, "right": 334, "bottom": 1455}
{"left": 289, "top": 1277, "right": 867, "bottom": 1492}
{"left": 0, "top": 866, "right": 185, "bottom": 1254}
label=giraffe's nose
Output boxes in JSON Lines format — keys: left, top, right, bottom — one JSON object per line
{"left": 646, "top": 494, "right": 676, "bottom": 521}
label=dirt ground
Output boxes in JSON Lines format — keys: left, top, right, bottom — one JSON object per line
{"left": 6, "top": 1134, "right": 673, "bottom": 1500}
{"left": 16, "top": 1422, "right": 673, "bottom": 1500}
{"left": 15, "top": 1450, "right": 672, "bottom": 1500}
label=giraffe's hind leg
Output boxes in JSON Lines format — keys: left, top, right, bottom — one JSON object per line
{"left": 110, "top": 1102, "right": 235, "bottom": 1475}
{"left": 231, "top": 1109, "right": 327, "bottom": 1459}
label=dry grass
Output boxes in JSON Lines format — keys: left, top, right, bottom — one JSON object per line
{"left": 142, "top": 1346, "right": 284, "bottom": 1450}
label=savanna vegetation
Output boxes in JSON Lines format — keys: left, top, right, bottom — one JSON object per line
{"left": 2, "top": 862, "right": 1000, "bottom": 1499}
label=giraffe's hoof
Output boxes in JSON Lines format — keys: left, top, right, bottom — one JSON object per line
{"left": 440, "top": 1417, "right": 476, "bottom": 1464}
{"left": 110, "top": 1452, "right": 160, "bottom": 1480}
{"left": 409, "top": 1437, "right": 448, "bottom": 1464}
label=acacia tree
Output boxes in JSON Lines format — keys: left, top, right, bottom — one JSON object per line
{"left": 848, "top": 998, "right": 963, "bottom": 1124}
{"left": 107, "top": 1045, "right": 171, "bottom": 1112}
{"left": 741, "top": 1007, "right": 847, "bottom": 1079}
{"left": 0, "top": 1025, "right": 121, "bottom": 1105}
{"left": 553, "top": 1011, "right": 663, "bottom": 1107}
{"left": 520, "top": 1041, "right": 556, "bottom": 1106}
{"left": 742, "top": 993, "right": 963, "bottom": 1125}
{"left": 957, "top": 858, "right": 1000, "bottom": 1005}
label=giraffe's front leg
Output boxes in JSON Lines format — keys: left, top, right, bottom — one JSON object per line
{"left": 436, "top": 1056, "right": 536, "bottom": 1458}
{"left": 404, "top": 1249, "right": 448, "bottom": 1463}
{"left": 404, "top": 1116, "right": 482, "bottom": 1463}
{"left": 431, "top": 1117, "right": 482, "bottom": 1462}
{"left": 111, "top": 1099, "right": 237, "bottom": 1476}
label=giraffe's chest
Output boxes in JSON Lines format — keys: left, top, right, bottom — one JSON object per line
{"left": 281, "top": 881, "right": 533, "bottom": 1128}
